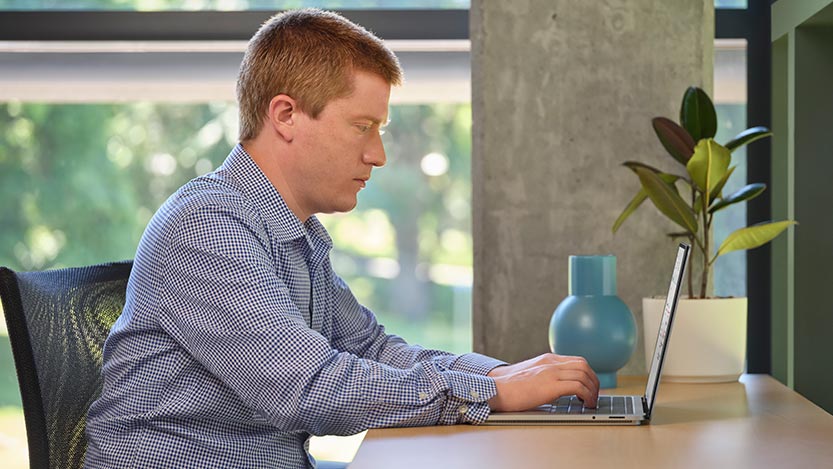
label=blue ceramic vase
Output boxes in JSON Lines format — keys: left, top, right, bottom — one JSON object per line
{"left": 549, "top": 255, "right": 636, "bottom": 388}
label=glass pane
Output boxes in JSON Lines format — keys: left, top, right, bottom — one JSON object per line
{"left": 0, "top": 0, "right": 470, "bottom": 10}
{"left": 0, "top": 99, "right": 472, "bottom": 465}
{"left": 713, "top": 39, "right": 747, "bottom": 298}
{"left": 715, "top": 0, "right": 747, "bottom": 8}
{"left": 0, "top": 100, "right": 471, "bottom": 350}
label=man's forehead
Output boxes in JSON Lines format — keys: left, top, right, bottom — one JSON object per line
{"left": 334, "top": 76, "right": 390, "bottom": 116}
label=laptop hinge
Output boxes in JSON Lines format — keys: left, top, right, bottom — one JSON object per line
{"left": 642, "top": 397, "right": 650, "bottom": 418}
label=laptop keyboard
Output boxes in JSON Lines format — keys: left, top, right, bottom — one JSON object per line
{"left": 549, "top": 395, "right": 633, "bottom": 415}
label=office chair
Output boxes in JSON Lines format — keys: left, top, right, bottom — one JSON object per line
{"left": 0, "top": 261, "right": 132, "bottom": 469}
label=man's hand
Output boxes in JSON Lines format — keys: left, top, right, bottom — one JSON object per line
{"left": 486, "top": 353, "right": 600, "bottom": 413}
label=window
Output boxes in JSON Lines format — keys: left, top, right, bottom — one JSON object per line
{"left": 0, "top": 4, "right": 772, "bottom": 466}
{"left": 715, "top": 0, "right": 748, "bottom": 9}
{"left": 1, "top": 100, "right": 473, "bottom": 465}
{"left": 0, "top": 9, "right": 472, "bottom": 466}
{"left": 715, "top": 0, "right": 772, "bottom": 373}
{"left": 713, "top": 39, "right": 748, "bottom": 298}
{"left": 0, "top": 100, "right": 475, "bottom": 350}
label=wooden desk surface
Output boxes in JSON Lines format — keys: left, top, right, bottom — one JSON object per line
{"left": 349, "top": 375, "right": 833, "bottom": 468}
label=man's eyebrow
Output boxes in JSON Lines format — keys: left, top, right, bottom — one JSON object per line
{"left": 353, "top": 115, "right": 390, "bottom": 126}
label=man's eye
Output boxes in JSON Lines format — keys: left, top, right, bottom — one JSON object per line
{"left": 355, "top": 124, "right": 372, "bottom": 134}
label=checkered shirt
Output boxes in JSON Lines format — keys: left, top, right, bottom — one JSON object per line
{"left": 84, "top": 144, "right": 504, "bottom": 469}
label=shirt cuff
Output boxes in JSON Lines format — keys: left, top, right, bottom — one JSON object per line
{"left": 447, "top": 353, "right": 507, "bottom": 377}
{"left": 437, "top": 370, "right": 497, "bottom": 425}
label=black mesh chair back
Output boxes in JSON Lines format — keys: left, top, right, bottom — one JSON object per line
{"left": 0, "top": 261, "right": 132, "bottom": 469}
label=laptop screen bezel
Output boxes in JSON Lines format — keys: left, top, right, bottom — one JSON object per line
{"left": 642, "top": 243, "right": 690, "bottom": 419}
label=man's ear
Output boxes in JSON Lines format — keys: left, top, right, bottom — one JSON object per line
{"left": 267, "top": 94, "right": 297, "bottom": 142}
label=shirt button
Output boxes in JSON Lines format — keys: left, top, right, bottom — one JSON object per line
{"left": 470, "top": 390, "right": 479, "bottom": 399}
{"left": 459, "top": 405, "right": 469, "bottom": 414}
{"left": 419, "top": 392, "right": 428, "bottom": 400}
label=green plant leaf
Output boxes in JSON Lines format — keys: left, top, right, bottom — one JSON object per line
{"left": 709, "top": 183, "right": 766, "bottom": 214}
{"left": 725, "top": 126, "right": 773, "bottom": 152}
{"left": 652, "top": 117, "right": 695, "bottom": 165}
{"left": 693, "top": 193, "right": 706, "bottom": 214}
{"left": 630, "top": 166, "right": 698, "bottom": 234}
{"left": 680, "top": 86, "right": 717, "bottom": 141}
{"left": 612, "top": 190, "right": 647, "bottom": 234}
{"left": 686, "top": 139, "right": 731, "bottom": 203}
{"left": 612, "top": 173, "right": 680, "bottom": 233}
{"left": 622, "top": 161, "right": 664, "bottom": 174}
{"left": 709, "top": 165, "right": 736, "bottom": 201}
{"left": 715, "top": 220, "right": 797, "bottom": 259}
{"left": 622, "top": 162, "right": 686, "bottom": 189}
{"left": 658, "top": 173, "right": 680, "bottom": 185}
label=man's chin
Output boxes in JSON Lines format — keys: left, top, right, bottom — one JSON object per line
{"left": 323, "top": 199, "right": 358, "bottom": 215}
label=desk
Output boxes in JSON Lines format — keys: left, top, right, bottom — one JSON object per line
{"left": 349, "top": 375, "right": 833, "bottom": 468}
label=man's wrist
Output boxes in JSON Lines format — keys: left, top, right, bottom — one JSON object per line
{"left": 486, "top": 363, "right": 509, "bottom": 378}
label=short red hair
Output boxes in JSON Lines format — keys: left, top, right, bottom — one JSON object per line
{"left": 236, "top": 8, "right": 403, "bottom": 141}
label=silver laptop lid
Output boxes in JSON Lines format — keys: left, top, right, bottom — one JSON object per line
{"left": 643, "top": 243, "right": 690, "bottom": 418}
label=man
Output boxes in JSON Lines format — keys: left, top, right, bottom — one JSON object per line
{"left": 85, "top": 9, "right": 599, "bottom": 469}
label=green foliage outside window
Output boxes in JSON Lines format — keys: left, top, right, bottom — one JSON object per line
{"left": 0, "top": 100, "right": 475, "bottom": 345}
{"left": 0, "top": 100, "right": 474, "bottom": 465}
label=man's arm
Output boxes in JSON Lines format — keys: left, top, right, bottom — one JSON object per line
{"left": 327, "top": 269, "right": 505, "bottom": 376}
{"left": 158, "top": 205, "right": 497, "bottom": 435}
{"left": 325, "top": 269, "right": 599, "bottom": 410}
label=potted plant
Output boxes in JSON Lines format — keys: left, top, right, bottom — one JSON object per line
{"left": 613, "top": 86, "right": 796, "bottom": 382}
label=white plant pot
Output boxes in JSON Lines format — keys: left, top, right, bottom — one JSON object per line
{"left": 642, "top": 297, "right": 747, "bottom": 383}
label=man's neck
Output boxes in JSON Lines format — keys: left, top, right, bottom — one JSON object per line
{"left": 240, "top": 138, "right": 310, "bottom": 222}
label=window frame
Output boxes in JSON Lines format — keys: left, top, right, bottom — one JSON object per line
{"left": 1, "top": 4, "right": 775, "bottom": 372}
{"left": 0, "top": 9, "right": 468, "bottom": 41}
{"left": 716, "top": 0, "right": 772, "bottom": 374}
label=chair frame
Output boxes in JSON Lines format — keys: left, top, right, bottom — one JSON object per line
{"left": 1, "top": 266, "right": 50, "bottom": 468}
{"left": 0, "top": 262, "right": 132, "bottom": 469}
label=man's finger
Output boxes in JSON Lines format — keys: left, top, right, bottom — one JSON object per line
{"left": 560, "top": 381, "right": 597, "bottom": 407}
{"left": 549, "top": 357, "right": 601, "bottom": 389}
{"left": 549, "top": 369, "right": 599, "bottom": 402}
{"left": 579, "top": 369, "right": 600, "bottom": 395}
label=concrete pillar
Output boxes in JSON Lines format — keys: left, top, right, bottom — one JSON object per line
{"left": 472, "top": 0, "right": 713, "bottom": 374}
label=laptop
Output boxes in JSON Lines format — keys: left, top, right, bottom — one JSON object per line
{"left": 485, "top": 242, "right": 690, "bottom": 425}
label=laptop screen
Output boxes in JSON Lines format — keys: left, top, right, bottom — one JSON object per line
{"left": 643, "top": 243, "right": 690, "bottom": 417}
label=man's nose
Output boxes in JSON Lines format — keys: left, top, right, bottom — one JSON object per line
{"left": 364, "top": 133, "right": 386, "bottom": 167}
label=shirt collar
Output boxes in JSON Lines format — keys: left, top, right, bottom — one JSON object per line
{"left": 220, "top": 144, "right": 333, "bottom": 252}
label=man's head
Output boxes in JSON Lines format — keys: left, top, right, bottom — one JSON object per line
{"left": 237, "top": 8, "right": 403, "bottom": 141}
{"left": 237, "top": 9, "right": 403, "bottom": 222}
